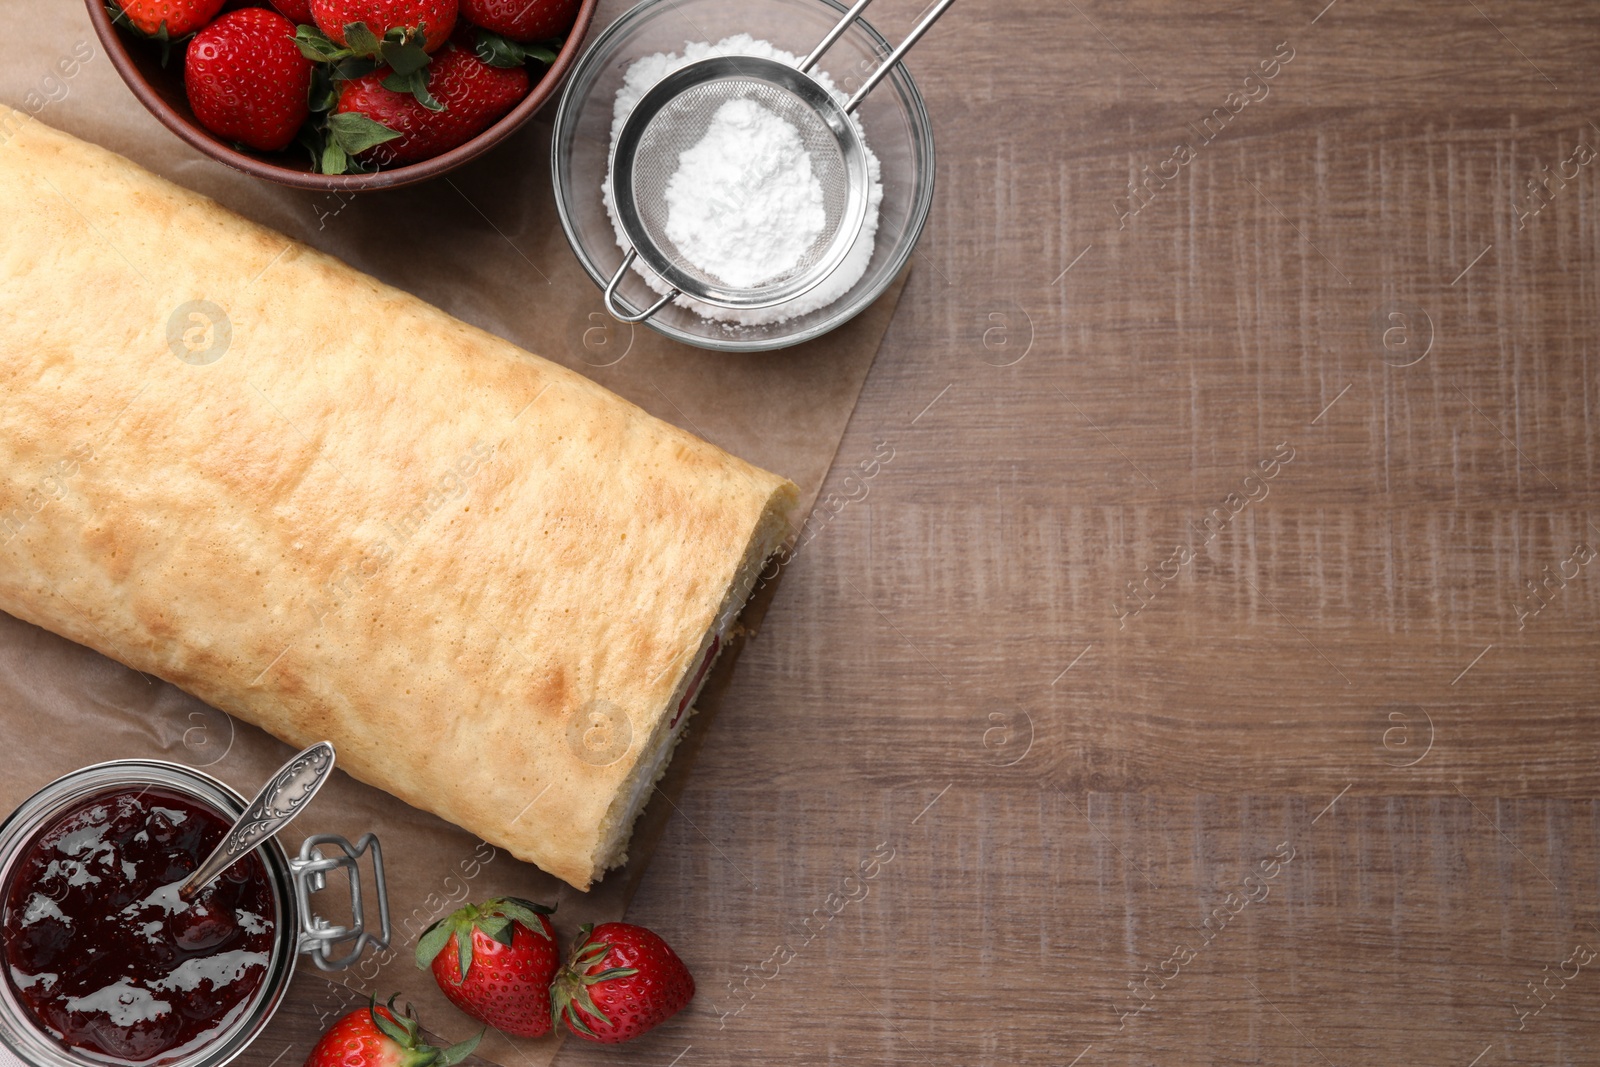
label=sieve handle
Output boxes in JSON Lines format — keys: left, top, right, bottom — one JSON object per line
{"left": 604, "top": 249, "right": 679, "bottom": 324}
{"left": 843, "top": 0, "right": 958, "bottom": 114}
{"left": 800, "top": 0, "right": 876, "bottom": 73}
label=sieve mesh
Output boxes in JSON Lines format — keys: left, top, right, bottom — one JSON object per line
{"left": 624, "top": 76, "right": 854, "bottom": 292}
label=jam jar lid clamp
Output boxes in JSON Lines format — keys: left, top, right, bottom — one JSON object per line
{"left": 292, "top": 832, "right": 391, "bottom": 971}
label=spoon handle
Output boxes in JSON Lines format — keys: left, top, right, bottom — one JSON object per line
{"left": 181, "top": 741, "right": 336, "bottom": 899}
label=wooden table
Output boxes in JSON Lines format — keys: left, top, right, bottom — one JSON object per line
{"left": 7, "top": 0, "right": 1592, "bottom": 1063}
{"left": 551, "top": 0, "right": 1600, "bottom": 1064}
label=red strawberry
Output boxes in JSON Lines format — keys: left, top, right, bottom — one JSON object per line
{"left": 269, "top": 0, "right": 316, "bottom": 25}
{"left": 550, "top": 923, "right": 694, "bottom": 1044}
{"left": 332, "top": 43, "right": 527, "bottom": 166}
{"left": 185, "top": 8, "right": 312, "bottom": 152}
{"left": 305, "top": 996, "right": 478, "bottom": 1067}
{"left": 460, "top": 0, "right": 579, "bottom": 41}
{"left": 414, "top": 897, "right": 559, "bottom": 1039}
{"left": 310, "top": 0, "right": 458, "bottom": 52}
{"left": 115, "top": 0, "right": 227, "bottom": 39}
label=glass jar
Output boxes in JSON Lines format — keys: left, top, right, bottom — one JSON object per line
{"left": 0, "top": 759, "right": 389, "bottom": 1067}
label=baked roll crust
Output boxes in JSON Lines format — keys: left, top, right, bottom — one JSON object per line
{"left": 0, "top": 113, "right": 797, "bottom": 890}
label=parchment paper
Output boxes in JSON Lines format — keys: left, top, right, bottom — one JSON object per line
{"left": 0, "top": 5, "right": 907, "bottom": 1065}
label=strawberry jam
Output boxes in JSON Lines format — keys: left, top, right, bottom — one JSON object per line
{"left": 2, "top": 788, "right": 277, "bottom": 1064}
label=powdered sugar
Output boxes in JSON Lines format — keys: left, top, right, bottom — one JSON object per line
{"left": 604, "top": 34, "right": 884, "bottom": 327}
{"left": 662, "top": 98, "right": 827, "bottom": 288}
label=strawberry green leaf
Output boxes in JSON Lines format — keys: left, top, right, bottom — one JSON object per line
{"left": 295, "top": 25, "right": 349, "bottom": 62}
{"left": 308, "top": 68, "right": 338, "bottom": 114}
{"left": 343, "top": 20, "right": 383, "bottom": 57}
{"left": 499, "top": 896, "right": 555, "bottom": 914}
{"left": 415, "top": 919, "right": 453, "bottom": 970}
{"left": 498, "top": 911, "right": 549, "bottom": 937}
{"left": 473, "top": 29, "right": 559, "bottom": 69}
{"left": 395, "top": 1002, "right": 422, "bottom": 1043}
{"left": 490, "top": 898, "right": 555, "bottom": 932}
{"left": 317, "top": 143, "right": 378, "bottom": 176}
{"left": 480, "top": 915, "right": 512, "bottom": 947}
{"left": 153, "top": 23, "right": 177, "bottom": 68}
{"left": 436, "top": 1031, "right": 483, "bottom": 1067}
{"left": 371, "top": 998, "right": 411, "bottom": 1045}
{"left": 567, "top": 981, "right": 609, "bottom": 1032}
{"left": 551, "top": 962, "right": 601, "bottom": 1038}
{"left": 379, "top": 37, "right": 432, "bottom": 76}
{"left": 456, "top": 925, "right": 474, "bottom": 981}
{"left": 550, "top": 985, "right": 601, "bottom": 1043}
{"left": 562, "top": 1008, "right": 599, "bottom": 1038}
{"left": 295, "top": 123, "right": 325, "bottom": 168}
{"left": 381, "top": 68, "right": 444, "bottom": 111}
{"left": 304, "top": 112, "right": 384, "bottom": 175}
{"left": 333, "top": 55, "right": 379, "bottom": 81}
{"left": 141, "top": 20, "right": 179, "bottom": 69}
{"left": 327, "top": 111, "right": 402, "bottom": 155}
{"left": 588, "top": 966, "right": 639, "bottom": 982}
{"left": 321, "top": 142, "right": 349, "bottom": 175}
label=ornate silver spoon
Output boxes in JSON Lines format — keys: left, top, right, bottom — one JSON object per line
{"left": 179, "top": 741, "right": 336, "bottom": 901}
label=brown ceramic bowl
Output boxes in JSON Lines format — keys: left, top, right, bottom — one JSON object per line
{"left": 86, "top": 0, "right": 599, "bottom": 191}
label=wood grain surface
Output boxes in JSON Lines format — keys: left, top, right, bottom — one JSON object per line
{"left": 555, "top": 0, "right": 1600, "bottom": 1064}
{"left": 10, "top": 0, "right": 1600, "bottom": 1065}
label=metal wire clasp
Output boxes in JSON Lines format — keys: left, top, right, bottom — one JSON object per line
{"left": 290, "top": 833, "right": 391, "bottom": 972}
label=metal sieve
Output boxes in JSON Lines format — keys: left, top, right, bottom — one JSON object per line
{"left": 603, "top": 0, "right": 957, "bottom": 323}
